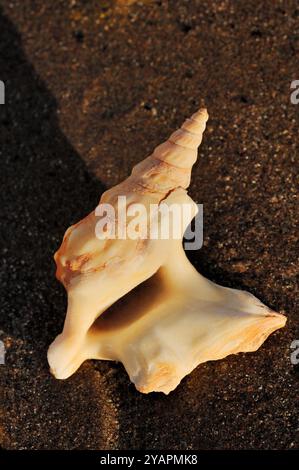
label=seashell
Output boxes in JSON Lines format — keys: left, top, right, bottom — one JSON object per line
{"left": 48, "top": 108, "right": 286, "bottom": 394}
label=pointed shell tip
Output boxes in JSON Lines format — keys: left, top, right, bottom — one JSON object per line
{"left": 191, "top": 107, "right": 209, "bottom": 122}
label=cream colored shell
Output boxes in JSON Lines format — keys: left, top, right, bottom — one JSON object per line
{"left": 48, "top": 108, "right": 286, "bottom": 394}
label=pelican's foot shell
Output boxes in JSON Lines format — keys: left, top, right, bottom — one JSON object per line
{"left": 48, "top": 108, "right": 286, "bottom": 394}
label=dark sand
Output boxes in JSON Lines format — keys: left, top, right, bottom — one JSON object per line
{"left": 0, "top": 0, "right": 298, "bottom": 450}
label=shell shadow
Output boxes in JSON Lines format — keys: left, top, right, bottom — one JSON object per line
{"left": 0, "top": 9, "right": 110, "bottom": 449}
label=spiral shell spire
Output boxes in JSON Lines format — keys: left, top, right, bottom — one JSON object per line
{"left": 130, "top": 108, "right": 208, "bottom": 194}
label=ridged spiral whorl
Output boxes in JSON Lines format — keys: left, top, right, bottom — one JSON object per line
{"left": 130, "top": 108, "right": 208, "bottom": 194}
